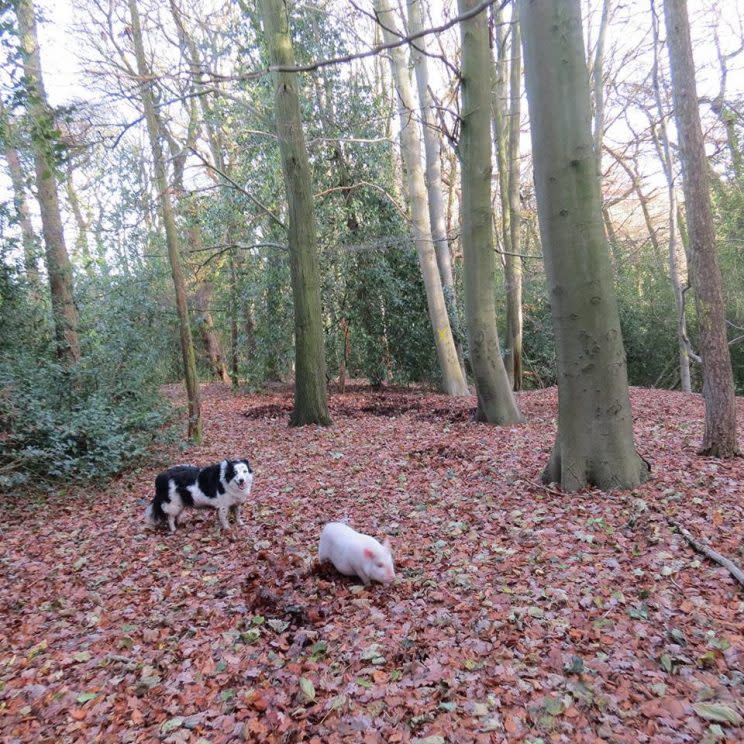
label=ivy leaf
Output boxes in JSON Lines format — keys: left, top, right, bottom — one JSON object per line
{"left": 160, "top": 717, "right": 184, "bottom": 733}
{"left": 692, "top": 703, "right": 743, "bottom": 726}
{"left": 299, "top": 677, "right": 315, "bottom": 702}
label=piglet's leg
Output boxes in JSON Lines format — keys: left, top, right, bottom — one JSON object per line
{"left": 357, "top": 568, "right": 371, "bottom": 586}
{"left": 217, "top": 506, "right": 231, "bottom": 530}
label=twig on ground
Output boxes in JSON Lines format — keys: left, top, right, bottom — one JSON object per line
{"left": 667, "top": 518, "right": 744, "bottom": 588}
{"left": 516, "top": 478, "right": 565, "bottom": 497}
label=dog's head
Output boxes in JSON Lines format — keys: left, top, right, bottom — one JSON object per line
{"left": 225, "top": 459, "right": 253, "bottom": 499}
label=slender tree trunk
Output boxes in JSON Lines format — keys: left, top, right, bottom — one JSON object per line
{"left": 407, "top": 0, "right": 465, "bottom": 378}
{"left": 407, "top": 0, "right": 458, "bottom": 305}
{"left": 520, "top": 0, "right": 649, "bottom": 491}
{"left": 15, "top": 0, "right": 80, "bottom": 365}
{"left": 193, "top": 280, "right": 230, "bottom": 384}
{"left": 458, "top": 0, "right": 522, "bottom": 424}
{"left": 491, "top": 6, "right": 511, "bottom": 264}
{"left": 663, "top": 0, "right": 738, "bottom": 456}
{"left": 591, "top": 0, "right": 611, "bottom": 168}
{"left": 65, "top": 163, "right": 94, "bottom": 277}
{"left": 504, "top": 12, "right": 523, "bottom": 390}
{"left": 374, "top": 0, "right": 469, "bottom": 396}
{"left": 260, "top": 0, "right": 331, "bottom": 425}
{"left": 0, "top": 103, "right": 41, "bottom": 293}
{"left": 128, "top": 0, "right": 202, "bottom": 442}
{"left": 228, "top": 250, "right": 240, "bottom": 387}
{"left": 186, "top": 225, "right": 230, "bottom": 384}
{"left": 650, "top": 2, "right": 692, "bottom": 393}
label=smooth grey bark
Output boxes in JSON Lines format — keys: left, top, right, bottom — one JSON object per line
{"left": 663, "top": 0, "right": 738, "bottom": 457}
{"left": 128, "top": 0, "right": 202, "bottom": 442}
{"left": 591, "top": 0, "right": 611, "bottom": 168}
{"left": 491, "top": 5, "right": 511, "bottom": 261}
{"left": 504, "top": 12, "right": 523, "bottom": 391}
{"left": 260, "top": 0, "right": 331, "bottom": 426}
{"left": 650, "top": 2, "right": 692, "bottom": 392}
{"left": 406, "top": 0, "right": 457, "bottom": 300}
{"left": 458, "top": 0, "right": 522, "bottom": 424}
{"left": 407, "top": 0, "right": 466, "bottom": 378}
{"left": 374, "top": 0, "right": 469, "bottom": 396}
{"left": 16, "top": 0, "right": 80, "bottom": 365}
{"left": 520, "top": 0, "right": 649, "bottom": 491}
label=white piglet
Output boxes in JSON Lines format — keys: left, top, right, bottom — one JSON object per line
{"left": 318, "top": 522, "right": 395, "bottom": 585}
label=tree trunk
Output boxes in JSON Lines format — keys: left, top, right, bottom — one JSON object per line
{"left": 458, "top": 0, "right": 523, "bottom": 424}
{"left": 65, "top": 163, "right": 94, "bottom": 277}
{"left": 374, "top": 0, "right": 469, "bottom": 396}
{"left": 491, "top": 5, "right": 511, "bottom": 266}
{"left": 15, "top": 0, "right": 80, "bottom": 365}
{"left": 407, "top": 0, "right": 460, "bottom": 323}
{"left": 591, "top": 0, "right": 611, "bottom": 168}
{"left": 650, "top": 3, "right": 692, "bottom": 393}
{"left": 197, "top": 291, "right": 230, "bottom": 385}
{"left": 663, "top": 0, "right": 738, "bottom": 456}
{"left": 229, "top": 250, "right": 240, "bottom": 387}
{"left": 260, "top": 0, "right": 331, "bottom": 426}
{"left": 504, "top": 12, "right": 523, "bottom": 391}
{"left": 520, "top": 0, "right": 650, "bottom": 491}
{"left": 185, "top": 224, "right": 230, "bottom": 384}
{"left": 0, "top": 101, "right": 41, "bottom": 293}
{"left": 128, "top": 0, "right": 202, "bottom": 442}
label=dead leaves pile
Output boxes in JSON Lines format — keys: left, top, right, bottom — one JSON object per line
{"left": 1, "top": 383, "right": 742, "bottom": 743}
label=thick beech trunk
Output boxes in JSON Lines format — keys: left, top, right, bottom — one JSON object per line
{"left": 260, "top": 0, "right": 331, "bottom": 426}
{"left": 520, "top": 0, "right": 649, "bottom": 490}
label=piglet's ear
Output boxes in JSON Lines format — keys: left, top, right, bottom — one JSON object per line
{"left": 382, "top": 538, "right": 391, "bottom": 551}
{"left": 363, "top": 548, "right": 376, "bottom": 560}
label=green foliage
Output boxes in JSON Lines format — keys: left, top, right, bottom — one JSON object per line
{"left": 0, "top": 268, "right": 176, "bottom": 492}
{"left": 521, "top": 278, "right": 557, "bottom": 388}
{"left": 714, "top": 180, "right": 744, "bottom": 394}
{"left": 616, "top": 262, "right": 680, "bottom": 388}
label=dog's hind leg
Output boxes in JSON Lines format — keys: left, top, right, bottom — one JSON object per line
{"left": 167, "top": 513, "right": 177, "bottom": 533}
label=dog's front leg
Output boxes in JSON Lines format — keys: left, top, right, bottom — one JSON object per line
{"left": 232, "top": 504, "right": 244, "bottom": 526}
{"left": 217, "top": 506, "right": 231, "bottom": 530}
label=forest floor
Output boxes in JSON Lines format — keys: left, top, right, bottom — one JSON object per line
{"left": 1, "top": 382, "right": 743, "bottom": 744}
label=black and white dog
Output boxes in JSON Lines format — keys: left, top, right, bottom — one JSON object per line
{"left": 145, "top": 459, "right": 253, "bottom": 533}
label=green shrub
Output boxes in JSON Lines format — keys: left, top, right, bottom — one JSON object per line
{"left": 0, "top": 270, "right": 176, "bottom": 492}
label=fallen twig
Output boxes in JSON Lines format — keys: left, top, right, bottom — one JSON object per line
{"left": 668, "top": 518, "right": 744, "bottom": 588}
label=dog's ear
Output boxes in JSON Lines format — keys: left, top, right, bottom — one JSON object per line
{"left": 224, "top": 460, "right": 236, "bottom": 482}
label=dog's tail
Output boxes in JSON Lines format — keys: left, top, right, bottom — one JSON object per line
{"left": 144, "top": 500, "right": 166, "bottom": 527}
